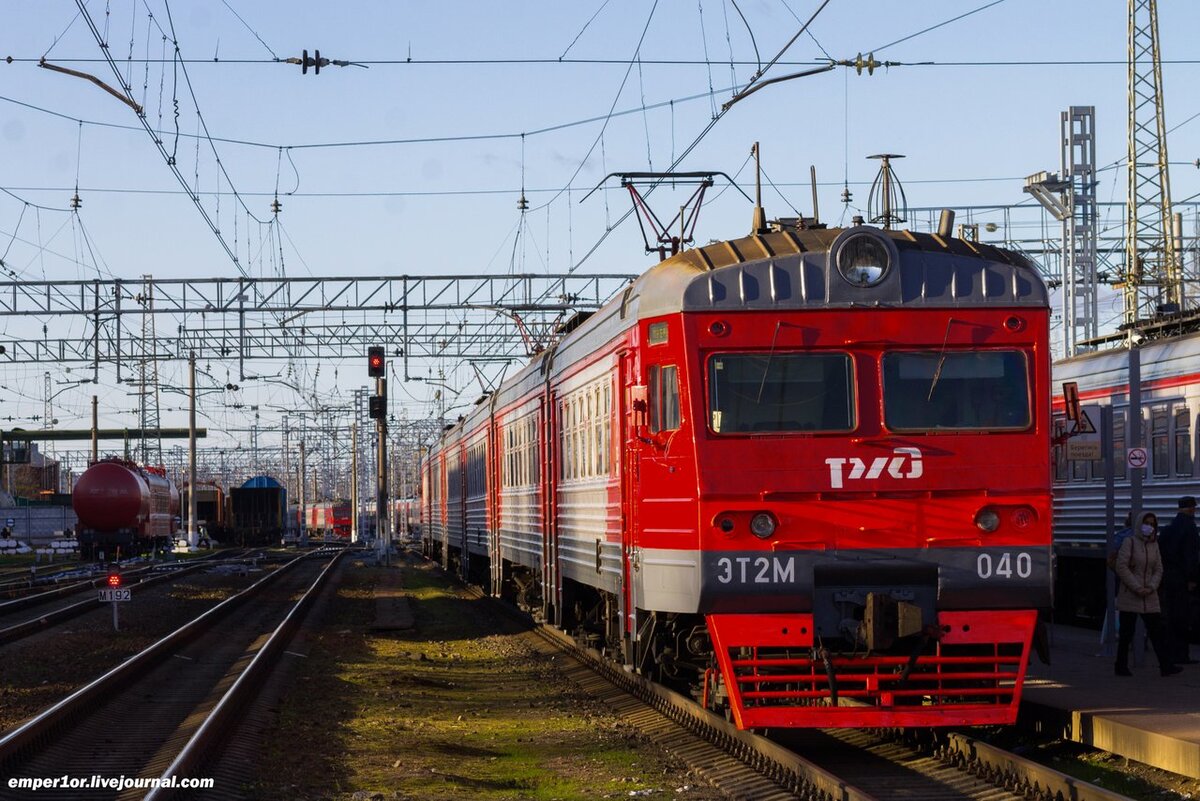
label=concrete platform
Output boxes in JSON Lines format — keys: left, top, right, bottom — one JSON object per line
{"left": 369, "top": 566, "right": 415, "bottom": 632}
{"left": 1021, "top": 623, "right": 1200, "bottom": 779}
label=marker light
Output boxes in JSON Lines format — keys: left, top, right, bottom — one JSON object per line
{"left": 750, "top": 512, "right": 777, "bottom": 539}
{"left": 1011, "top": 506, "right": 1036, "bottom": 529}
{"left": 106, "top": 569, "right": 122, "bottom": 588}
{"left": 974, "top": 509, "right": 1001, "bottom": 533}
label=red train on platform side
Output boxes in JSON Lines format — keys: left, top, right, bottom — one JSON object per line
{"left": 72, "top": 458, "right": 180, "bottom": 558}
{"left": 421, "top": 218, "right": 1053, "bottom": 729}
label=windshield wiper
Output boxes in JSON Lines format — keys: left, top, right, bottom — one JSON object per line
{"left": 926, "top": 318, "right": 961, "bottom": 402}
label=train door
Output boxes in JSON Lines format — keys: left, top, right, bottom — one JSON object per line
{"left": 488, "top": 411, "right": 503, "bottom": 597}
{"left": 620, "top": 350, "right": 643, "bottom": 665}
{"left": 456, "top": 444, "right": 468, "bottom": 579}
{"left": 540, "top": 395, "right": 560, "bottom": 625}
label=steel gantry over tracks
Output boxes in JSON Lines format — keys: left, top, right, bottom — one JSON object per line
{"left": 0, "top": 272, "right": 636, "bottom": 377}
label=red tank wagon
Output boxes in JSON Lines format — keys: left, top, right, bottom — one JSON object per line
{"left": 422, "top": 221, "right": 1051, "bottom": 728}
{"left": 73, "top": 458, "right": 180, "bottom": 557}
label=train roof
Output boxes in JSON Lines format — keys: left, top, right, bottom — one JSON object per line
{"left": 433, "top": 224, "right": 1049, "bottom": 443}
{"left": 1054, "top": 329, "right": 1200, "bottom": 394}
{"left": 240, "top": 475, "right": 282, "bottom": 489}
{"left": 633, "top": 224, "right": 1048, "bottom": 318}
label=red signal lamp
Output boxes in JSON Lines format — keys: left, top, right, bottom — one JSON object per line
{"left": 107, "top": 568, "right": 122, "bottom": 588}
{"left": 367, "top": 346, "right": 386, "bottom": 378}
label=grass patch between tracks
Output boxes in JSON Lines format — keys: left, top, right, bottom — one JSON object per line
{"left": 252, "top": 558, "right": 722, "bottom": 801}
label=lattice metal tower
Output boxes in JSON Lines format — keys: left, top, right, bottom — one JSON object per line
{"left": 1062, "top": 106, "right": 1099, "bottom": 355}
{"left": 136, "top": 275, "right": 163, "bottom": 466}
{"left": 1125, "top": 0, "right": 1178, "bottom": 323}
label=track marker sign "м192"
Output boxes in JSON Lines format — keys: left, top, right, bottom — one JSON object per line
{"left": 98, "top": 588, "right": 131, "bottom": 602}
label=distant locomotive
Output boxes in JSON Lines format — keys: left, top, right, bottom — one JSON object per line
{"left": 423, "top": 217, "right": 1052, "bottom": 729}
{"left": 304, "top": 501, "right": 352, "bottom": 540}
{"left": 73, "top": 458, "right": 180, "bottom": 557}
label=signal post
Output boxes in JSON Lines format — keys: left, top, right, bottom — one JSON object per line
{"left": 368, "top": 347, "right": 389, "bottom": 564}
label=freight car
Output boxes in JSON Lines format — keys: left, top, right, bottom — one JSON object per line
{"left": 229, "top": 476, "right": 287, "bottom": 546}
{"left": 73, "top": 458, "right": 180, "bottom": 558}
{"left": 181, "top": 481, "right": 230, "bottom": 542}
{"left": 422, "top": 212, "right": 1052, "bottom": 729}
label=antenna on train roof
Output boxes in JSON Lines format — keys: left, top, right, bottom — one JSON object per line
{"left": 867, "top": 154, "right": 908, "bottom": 229}
{"left": 752, "top": 142, "right": 768, "bottom": 235}
{"left": 810, "top": 165, "right": 820, "bottom": 227}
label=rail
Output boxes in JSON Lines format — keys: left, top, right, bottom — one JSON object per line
{"left": 144, "top": 548, "right": 349, "bottom": 799}
{"left": 0, "top": 549, "right": 326, "bottom": 767}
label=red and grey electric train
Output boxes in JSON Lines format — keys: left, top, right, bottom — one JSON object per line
{"left": 421, "top": 220, "right": 1052, "bottom": 729}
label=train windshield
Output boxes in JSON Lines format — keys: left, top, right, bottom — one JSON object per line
{"left": 707, "top": 352, "right": 854, "bottom": 433}
{"left": 882, "top": 350, "right": 1030, "bottom": 431}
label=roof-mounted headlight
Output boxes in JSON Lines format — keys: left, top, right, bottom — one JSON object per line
{"left": 834, "top": 230, "right": 893, "bottom": 287}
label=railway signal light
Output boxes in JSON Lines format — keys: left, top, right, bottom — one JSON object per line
{"left": 106, "top": 567, "right": 122, "bottom": 588}
{"left": 367, "top": 346, "right": 385, "bottom": 378}
{"left": 369, "top": 394, "right": 387, "bottom": 420}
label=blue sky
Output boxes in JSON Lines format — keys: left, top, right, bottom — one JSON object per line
{"left": 1, "top": 1, "right": 1199, "bottom": 470}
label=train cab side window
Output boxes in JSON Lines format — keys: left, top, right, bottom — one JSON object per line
{"left": 649, "top": 365, "right": 680, "bottom": 433}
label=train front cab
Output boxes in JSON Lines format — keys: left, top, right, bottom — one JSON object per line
{"left": 626, "top": 227, "right": 1052, "bottom": 729}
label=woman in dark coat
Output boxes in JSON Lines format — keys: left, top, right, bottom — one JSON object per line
{"left": 1114, "top": 511, "right": 1181, "bottom": 676}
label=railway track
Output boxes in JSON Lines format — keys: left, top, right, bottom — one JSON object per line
{"left": 0, "top": 550, "right": 261, "bottom": 646}
{"left": 535, "top": 622, "right": 1138, "bottom": 801}
{"left": 431, "top": 554, "right": 1135, "bottom": 801}
{"left": 0, "top": 548, "right": 347, "bottom": 800}
{"left": 0, "top": 561, "right": 88, "bottom": 595}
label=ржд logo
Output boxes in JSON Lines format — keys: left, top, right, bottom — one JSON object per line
{"left": 825, "top": 447, "right": 923, "bottom": 489}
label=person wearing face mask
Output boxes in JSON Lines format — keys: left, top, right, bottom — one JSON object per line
{"left": 1114, "top": 511, "right": 1181, "bottom": 677}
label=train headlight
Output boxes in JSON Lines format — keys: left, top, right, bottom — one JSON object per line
{"left": 974, "top": 508, "right": 1001, "bottom": 533}
{"left": 750, "top": 512, "right": 777, "bottom": 539}
{"left": 835, "top": 231, "right": 892, "bottom": 287}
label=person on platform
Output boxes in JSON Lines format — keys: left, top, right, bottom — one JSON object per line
{"left": 1157, "top": 496, "right": 1200, "bottom": 664}
{"left": 1114, "top": 511, "right": 1181, "bottom": 677}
